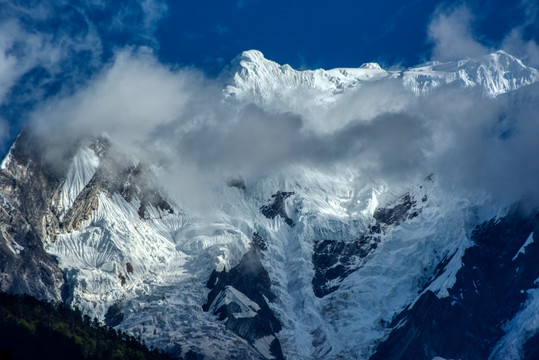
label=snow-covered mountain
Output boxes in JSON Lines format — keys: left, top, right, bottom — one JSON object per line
{"left": 1, "top": 50, "right": 539, "bottom": 360}
{"left": 223, "top": 49, "right": 539, "bottom": 105}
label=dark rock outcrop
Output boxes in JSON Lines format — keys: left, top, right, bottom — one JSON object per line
{"left": 373, "top": 193, "right": 419, "bottom": 226}
{"left": 312, "top": 236, "right": 380, "bottom": 298}
{"left": 251, "top": 232, "right": 267, "bottom": 251}
{"left": 312, "top": 193, "right": 422, "bottom": 298}
{"left": 0, "top": 131, "right": 66, "bottom": 301}
{"left": 203, "top": 234, "right": 284, "bottom": 360}
{"left": 104, "top": 302, "right": 124, "bottom": 327}
{"left": 371, "top": 209, "right": 539, "bottom": 360}
{"left": 260, "top": 191, "right": 295, "bottom": 226}
{"left": 227, "top": 178, "right": 246, "bottom": 191}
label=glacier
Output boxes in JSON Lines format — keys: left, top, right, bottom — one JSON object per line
{"left": 0, "top": 49, "right": 538, "bottom": 360}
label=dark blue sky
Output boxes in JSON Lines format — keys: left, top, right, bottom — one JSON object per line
{"left": 155, "top": 0, "right": 538, "bottom": 74}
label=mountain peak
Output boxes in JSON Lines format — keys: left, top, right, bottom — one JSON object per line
{"left": 360, "top": 62, "right": 383, "bottom": 70}
{"left": 239, "top": 49, "right": 266, "bottom": 62}
{"left": 492, "top": 49, "right": 517, "bottom": 59}
{"left": 221, "top": 49, "right": 539, "bottom": 108}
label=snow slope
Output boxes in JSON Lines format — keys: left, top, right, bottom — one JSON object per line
{"left": 42, "top": 140, "right": 492, "bottom": 359}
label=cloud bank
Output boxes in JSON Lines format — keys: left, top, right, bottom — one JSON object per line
{"left": 23, "top": 45, "right": 539, "bottom": 210}
{"left": 428, "top": 5, "right": 489, "bottom": 61}
{"left": 1, "top": 0, "right": 539, "bottom": 210}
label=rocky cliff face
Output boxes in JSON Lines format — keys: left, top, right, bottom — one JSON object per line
{"left": 0, "top": 131, "right": 65, "bottom": 300}
{"left": 372, "top": 209, "right": 539, "bottom": 360}
{"left": 203, "top": 235, "right": 284, "bottom": 360}
{"left": 312, "top": 192, "right": 423, "bottom": 298}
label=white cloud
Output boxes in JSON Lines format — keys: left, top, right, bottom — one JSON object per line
{"left": 0, "top": 0, "right": 167, "bottom": 148}
{"left": 26, "top": 45, "right": 539, "bottom": 209}
{"left": 427, "top": 5, "right": 489, "bottom": 61}
{"left": 500, "top": 0, "right": 539, "bottom": 67}
{"left": 140, "top": 0, "right": 168, "bottom": 32}
{"left": 0, "top": 18, "right": 89, "bottom": 139}
{"left": 502, "top": 29, "right": 539, "bottom": 67}
{"left": 427, "top": 1, "right": 539, "bottom": 68}
{"left": 519, "top": 0, "right": 539, "bottom": 26}
{"left": 0, "top": 20, "right": 63, "bottom": 105}
{"left": 32, "top": 48, "right": 199, "bottom": 151}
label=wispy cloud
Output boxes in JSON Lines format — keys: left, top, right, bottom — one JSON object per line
{"left": 500, "top": 0, "right": 539, "bottom": 67}
{"left": 427, "top": 1, "right": 539, "bottom": 67}
{"left": 0, "top": 13, "right": 101, "bottom": 144}
{"left": 0, "top": 0, "right": 167, "bottom": 146}
{"left": 427, "top": 4, "right": 489, "bottom": 61}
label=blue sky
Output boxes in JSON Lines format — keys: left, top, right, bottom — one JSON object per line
{"left": 0, "top": 0, "right": 538, "bottom": 151}
{"left": 156, "top": 0, "right": 539, "bottom": 73}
